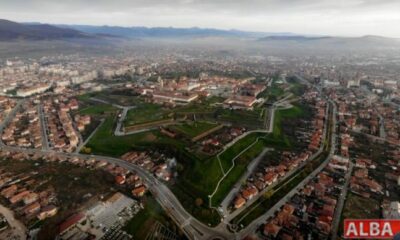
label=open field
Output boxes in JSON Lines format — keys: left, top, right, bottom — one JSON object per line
{"left": 258, "top": 84, "right": 285, "bottom": 101}
{"left": 257, "top": 75, "right": 285, "bottom": 101}
{"left": 76, "top": 104, "right": 117, "bottom": 116}
{"left": 79, "top": 90, "right": 143, "bottom": 107}
{"left": 85, "top": 115, "right": 184, "bottom": 156}
{"left": 215, "top": 108, "right": 264, "bottom": 129}
{"left": 124, "top": 103, "right": 172, "bottom": 126}
{"left": 273, "top": 105, "right": 305, "bottom": 140}
{"left": 173, "top": 96, "right": 224, "bottom": 114}
{"left": 124, "top": 96, "right": 225, "bottom": 129}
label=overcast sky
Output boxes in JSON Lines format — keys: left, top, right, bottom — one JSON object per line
{"left": 1, "top": 0, "right": 400, "bottom": 37}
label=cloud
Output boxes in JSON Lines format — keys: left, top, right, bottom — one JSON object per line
{"left": 0, "top": 0, "right": 399, "bottom": 37}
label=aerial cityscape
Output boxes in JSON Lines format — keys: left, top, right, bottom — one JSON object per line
{"left": 0, "top": 1, "right": 400, "bottom": 240}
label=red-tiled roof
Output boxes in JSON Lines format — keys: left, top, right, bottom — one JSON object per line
{"left": 59, "top": 213, "right": 85, "bottom": 234}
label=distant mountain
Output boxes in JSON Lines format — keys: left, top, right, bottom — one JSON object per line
{"left": 259, "top": 35, "right": 331, "bottom": 41}
{"left": 57, "top": 24, "right": 296, "bottom": 39}
{"left": 0, "top": 19, "right": 92, "bottom": 41}
{"left": 258, "top": 34, "right": 400, "bottom": 48}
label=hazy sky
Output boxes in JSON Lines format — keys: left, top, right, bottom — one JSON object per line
{"left": 1, "top": 0, "right": 400, "bottom": 37}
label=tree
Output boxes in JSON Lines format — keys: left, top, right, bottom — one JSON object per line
{"left": 264, "top": 189, "right": 274, "bottom": 199}
{"left": 81, "top": 147, "right": 92, "bottom": 154}
{"left": 195, "top": 198, "right": 204, "bottom": 207}
{"left": 176, "top": 163, "right": 184, "bottom": 172}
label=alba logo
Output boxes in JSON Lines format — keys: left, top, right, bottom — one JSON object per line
{"left": 344, "top": 219, "right": 400, "bottom": 239}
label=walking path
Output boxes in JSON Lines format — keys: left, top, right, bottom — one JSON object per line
{"left": 75, "top": 118, "right": 105, "bottom": 153}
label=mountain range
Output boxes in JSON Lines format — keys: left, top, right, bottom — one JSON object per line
{"left": 0, "top": 19, "right": 300, "bottom": 40}
{"left": 0, "top": 19, "right": 399, "bottom": 49}
{"left": 0, "top": 19, "right": 93, "bottom": 40}
{"left": 56, "top": 24, "right": 295, "bottom": 39}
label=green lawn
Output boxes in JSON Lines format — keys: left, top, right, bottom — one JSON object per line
{"left": 258, "top": 83, "right": 285, "bottom": 101}
{"left": 82, "top": 90, "right": 145, "bottom": 107}
{"left": 171, "top": 153, "right": 223, "bottom": 226}
{"left": 219, "top": 132, "right": 266, "bottom": 172}
{"left": 273, "top": 105, "right": 305, "bottom": 139}
{"left": 124, "top": 103, "right": 172, "bottom": 126}
{"left": 171, "top": 121, "right": 219, "bottom": 138}
{"left": 216, "top": 108, "right": 264, "bottom": 128}
{"left": 172, "top": 96, "right": 224, "bottom": 114}
{"left": 76, "top": 104, "right": 117, "bottom": 116}
{"left": 85, "top": 114, "right": 191, "bottom": 157}
{"left": 124, "top": 96, "right": 223, "bottom": 128}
